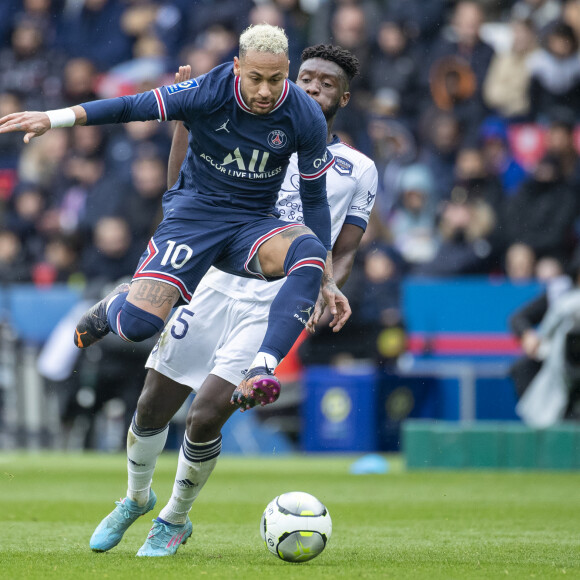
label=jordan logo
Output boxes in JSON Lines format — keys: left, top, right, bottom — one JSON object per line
{"left": 299, "top": 306, "right": 314, "bottom": 317}
{"left": 216, "top": 119, "right": 230, "bottom": 133}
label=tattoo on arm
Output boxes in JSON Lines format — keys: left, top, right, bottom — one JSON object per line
{"left": 133, "top": 280, "right": 178, "bottom": 308}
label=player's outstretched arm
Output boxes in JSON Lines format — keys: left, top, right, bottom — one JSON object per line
{"left": 307, "top": 223, "right": 363, "bottom": 334}
{"left": 0, "top": 105, "right": 86, "bottom": 143}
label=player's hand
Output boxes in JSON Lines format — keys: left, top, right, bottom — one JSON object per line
{"left": 175, "top": 64, "right": 192, "bottom": 84}
{"left": 306, "top": 291, "right": 327, "bottom": 334}
{"left": 319, "top": 279, "right": 351, "bottom": 333}
{"left": 0, "top": 111, "right": 51, "bottom": 143}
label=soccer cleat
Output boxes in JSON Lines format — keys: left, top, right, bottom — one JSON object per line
{"left": 90, "top": 490, "right": 157, "bottom": 552}
{"left": 231, "top": 366, "right": 281, "bottom": 410}
{"left": 136, "top": 518, "right": 193, "bottom": 557}
{"left": 74, "top": 282, "right": 130, "bottom": 348}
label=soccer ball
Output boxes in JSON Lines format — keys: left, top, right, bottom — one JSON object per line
{"left": 260, "top": 491, "right": 332, "bottom": 563}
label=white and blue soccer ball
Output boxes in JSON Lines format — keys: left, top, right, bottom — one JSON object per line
{"left": 260, "top": 491, "right": 332, "bottom": 563}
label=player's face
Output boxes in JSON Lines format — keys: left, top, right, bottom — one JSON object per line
{"left": 296, "top": 58, "right": 350, "bottom": 121}
{"left": 234, "top": 51, "right": 289, "bottom": 115}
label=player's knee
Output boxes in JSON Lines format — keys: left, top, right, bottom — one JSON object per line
{"left": 283, "top": 234, "right": 327, "bottom": 278}
{"left": 116, "top": 301, "right": 164, "bottom": 342}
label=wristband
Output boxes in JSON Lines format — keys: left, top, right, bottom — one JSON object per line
{"left": 45, "top": 108, "right": 76, "bottom": 128}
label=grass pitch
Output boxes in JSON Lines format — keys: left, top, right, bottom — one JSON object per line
{"left": 1, "top": 453, "right": 579, "bottom": 579}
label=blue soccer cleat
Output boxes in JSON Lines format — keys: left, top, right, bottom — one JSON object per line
{"left": 90, "top": 490, "right": 157, "bottom": 552}
{"left": 136, "top": 518, "right": 193, "bottom": 557}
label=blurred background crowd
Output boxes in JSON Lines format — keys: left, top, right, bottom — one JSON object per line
{"left": 3, "top": 0, "right": 580, "bottom": 447}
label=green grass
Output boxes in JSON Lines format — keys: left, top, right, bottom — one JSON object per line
{"left": 1, "top": 453, "right": 579, "bottom": 579}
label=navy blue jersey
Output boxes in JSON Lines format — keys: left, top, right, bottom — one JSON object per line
{"left": 82, "top": 64, "right": 333, "bottom": 235}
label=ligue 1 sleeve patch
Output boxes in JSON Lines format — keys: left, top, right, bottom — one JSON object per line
{"left": 332, "top": 156, "right": 353, "bottom": 176}
{"left": 166, "top": 79, "right": 199, "bottom": 95}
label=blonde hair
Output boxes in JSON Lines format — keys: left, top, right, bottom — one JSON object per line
{"left": 239, "top": 24, "right": 288, "bottom": 58}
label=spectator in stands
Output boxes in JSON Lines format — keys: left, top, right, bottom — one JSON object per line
{"left": 389, "top": 163, "right": 439, "bottom": 266}
{"left": 369, "top": 17, "right": 421, "bottom": 126}
{"left": 49, "top": 152, "right": 123, "bottom": 238}
{"left": 528, "top": 21, "right": 580, "bottom": 122}
{"left": 79, "top": 216, "right": 143, "bottom": 283}
{"left": 418, "top": 111, "right": 462, "bottom": 202}
{"left": 544, "top": 112, "right": 580, "bottom": 190}
{"left": 483, "top": 17, "right": 538, "bottom": 120}
{"left": 4, "top": 181, "right": 47, "bottom": 262}
{"left": 508, "top": 254, "right": 570, "bottom": 393}
{"left": 119, "top": 149, "right": 165, "bottom": 244}
{"left": 17, "top": 127, "right": 69, "bottom": 191}
{"left": 414, "top": 192, "right": 499, "bottom": 276}
{"left": 514, "top": 250, "right": 580, "bottom": 426}
{"left": 300, "top": 241, "right": 405, "bottom": 366}
{"left": 501, "top": 154, "right": 577, "bottom": 261}
{"left": 426, "top": 1, "right": 495, "bottom": 104}
{"left": 329, "top": 3, "right": 372, "bottom": 147}
{"left": 504, "top": 242, "right": 537, "bottom": 281}
{"left": 32, "top": 233, "right": 82, "bottom": 286}
{"left": 0, "top": 91, "right": 25, "bottom": 171}
{"left": 60, "top": 58, "right": 98, "bottom": 108}
{"left": 478, "top": 118, "right": 528, "bottom": 197}
{"left": 511, "top": 0, "right": 562, "bottom": 32}
{"left": 0, "top": 229, "right": 32, "bottom": 283}
{"left": 105, "top": 121, "right": 171, "bottom": 184}
{"left": 0, "top": 16, "right": 65, "bottom": 110}
{"left": 56, "top": 0, "right": 134, "bottom": 71}
{"left": 454, "top": 145, "right": 506, "bottom": 207}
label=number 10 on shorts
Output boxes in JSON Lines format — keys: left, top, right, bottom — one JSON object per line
{"left": 160, "top": 240, "right": 193, "bottom": 269}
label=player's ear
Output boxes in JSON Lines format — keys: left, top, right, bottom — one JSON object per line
{"left": 340, "top": 91, "right": 351, "bottom": 108}
{"left": 286, "top": 61, "right": 290, "bottom": 78}
{"left": 233, "top": 56, "right": 241, "bottom": 77}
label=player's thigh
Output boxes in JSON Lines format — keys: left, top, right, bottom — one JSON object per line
{"left": 258, "top": 224, "right": 313, "bottom": 277}
{"left": 216, "top": 217, "right": 311, "bottom": 279}
{"left": 146, "top": 284, "right": 238, "bottom": 391}
{"left": 132, "top": 218, "right": 232, "bottom": 310}
{"left": 136, "top": 369, "right": 193, "bottom": 429}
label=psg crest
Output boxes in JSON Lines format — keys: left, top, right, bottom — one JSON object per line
{"left": 267, "top": 130, "right": 287, "bottom": 149}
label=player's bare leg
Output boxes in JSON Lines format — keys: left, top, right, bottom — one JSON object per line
{"left": 90, "top": 370, "right": 191, "bottom": 553}
{"left": 138, "top": 374, "right": 236, "bottom": 556}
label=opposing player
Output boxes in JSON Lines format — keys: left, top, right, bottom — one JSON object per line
{"left": 0, "top": 24, "right": 349, "bottom": 410}
{"left": 89, "top": 45, "right": 377, "bottom": 557}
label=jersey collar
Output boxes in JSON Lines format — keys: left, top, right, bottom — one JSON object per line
{"left": 234, "top": 76, "right": 290, "bottom": 115}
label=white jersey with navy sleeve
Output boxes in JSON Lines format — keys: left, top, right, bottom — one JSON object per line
{"left": 200, "top": 136, "right": 377, "bottom": 303}
{"left": 145, "top": 137, "right": 378, "bottom": 390}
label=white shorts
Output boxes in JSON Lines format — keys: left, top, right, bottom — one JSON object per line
{"left": 146, "top": 283, "right": 270, "bottom": 392}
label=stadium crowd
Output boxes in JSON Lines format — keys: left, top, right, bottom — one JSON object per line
{"left": 3, "top": 0, "right": 580, "bottom": 440}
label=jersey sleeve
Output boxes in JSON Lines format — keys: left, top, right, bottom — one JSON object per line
{"left": 297, "top": 110, "right": 334, "bottom": 180}
{"left": 344, "top": 161, "right": 378, "bottom": 231}
{"left": 81, "top": 76, "right": 211, "bottom": 125}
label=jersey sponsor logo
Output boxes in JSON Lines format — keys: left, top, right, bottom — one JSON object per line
{"left": 267, "top": 129, "right": 287, "bottom": 149}
{"left": 313, "top": 151, "right": 330, "bottom": 169}
{"left": 366, "top": 190, "right": 376, "bottom": 205}
{"left": 200, "top": 148, "right": 283, "bottom": 180}
{"left": 166, "top": 79, "right": 199, "bottom": 95}
{"left": 333, "top": 156, "right": 353, "bottom": 176}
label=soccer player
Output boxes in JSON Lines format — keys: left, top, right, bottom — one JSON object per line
{"left": 0, "top": 24, "right": 349, "bottom": 410}
{"left": 90, "top": 45, "right": 377, "bottom": 557}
